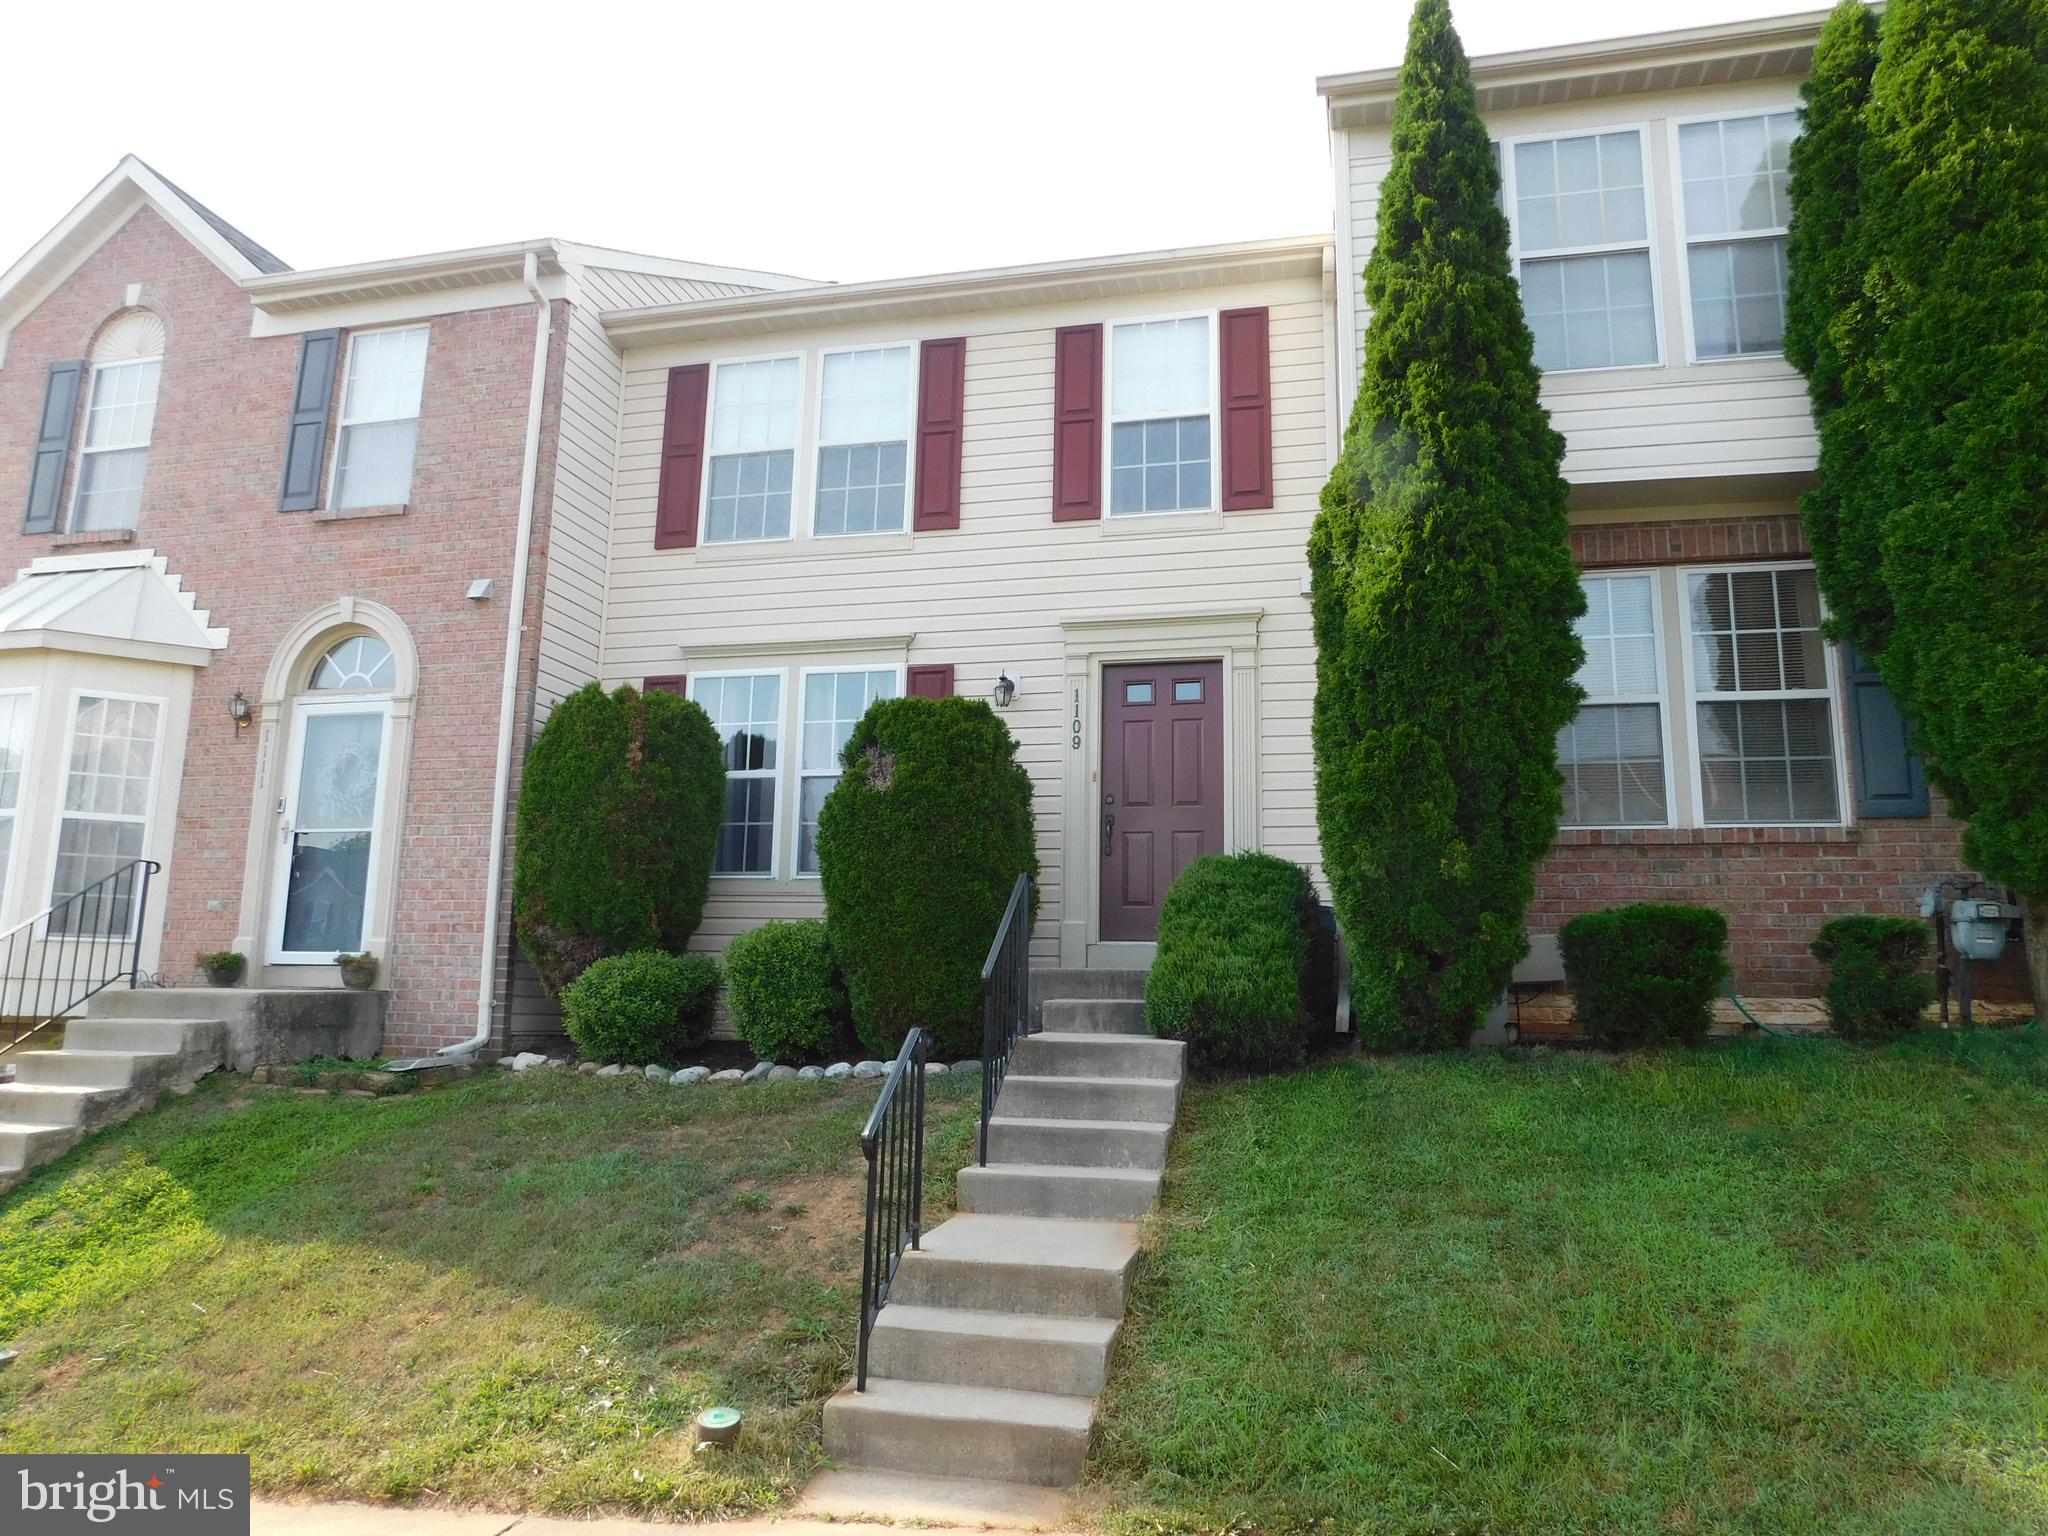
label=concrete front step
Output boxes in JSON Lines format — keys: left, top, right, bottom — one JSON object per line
{"left": 986, "top": 1114, "right": 1171, "bottom": 1171}
{"left": 824, "top": 1377, "right": 1095, "bottom": 1487}
{"left": 1039, "top": 997, "right": 1150, "bottom": 1035}
{"left": 85, "top": 987, "right": 382, "bottom": 1071}
{"left": 1013, "top": 1031, "right": 1184, "bottom": 1082}
{"left": 0, "top": 1082, "right": 118, "bottom": 1127}
{"left": 957, "top": 1161, "right": 1164, "bottom": 1221}
{"left": 1031, "top": 968, "right": 1146, "bottom": 1004}
{"left": 996, "top": 1072, "right": 1178, "bottom": 1123}
{"left": 87, "top": 988, "right": 258, "bottom": 1020}
{"left": 0, "top": 1120, "right": 83, "bottom": 1172}
{"left": 866, "top": 1303, "right": 1119, "bottom": 1395}
{"left": 890, "top": 1214, "right": 1139, "bottom": 1319}
{"left": 13, "top": 1048, "right": 174, "bottom": 1090}
{"left": 63, "top": 1016, "right": 215, "bottom": 1055}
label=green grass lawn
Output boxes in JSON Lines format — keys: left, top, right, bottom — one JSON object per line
{"left": 0, "top": 1067, "right": 979, "bottom": 1517}
{"left": 1091, "top": 1031, "right": 2048, "bottom": 1536}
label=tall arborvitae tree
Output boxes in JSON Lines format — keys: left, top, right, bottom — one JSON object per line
{"left": 1309, "top": 0, "right": 1584, "bottom": 1048}
{"left": 1857, "top": 0, "right": 2048, "bottom": 1007}
{"left": 1784, "top": 1, "right": 1887, "bottom": 652}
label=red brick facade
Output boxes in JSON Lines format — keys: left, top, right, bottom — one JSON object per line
{"left": 1539, "top": 513, "right": 2026, "bottom": 999}
{"left": 0, "top": 205, "right": 560, "bottom": 1054}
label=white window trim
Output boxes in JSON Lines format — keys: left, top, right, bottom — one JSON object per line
{"left": 67, "top": 354, "right": 162, "bottom": 532}
{"left": 698, "top": 351, "right": 808, "bottom": 547}
{"left": 45, "top": 687, "right": 167, "bottom": 942}
{"left": 1677, "top": 559, "right": 1849, "bottom": 829}
{"left": 1103, "top": 309, "right": 1222, "bottom": 518}
{"left": 1499, "top": 122, "right": 1666, "bottom": 375}
{"left": 1667, "top": 105, "right": 1802, "bottom": 366}
{"left": 1560, "top": 569, "right": 1677, "bottom": 831}
{"left": 690, "top": 666, "right": 790, "bottom": 878}
{"left": 328, "top": 323, "right": 430, "bottom": 510}
{"left": 791, "top": 661, "right": 908, "bottom": 879}
{"left": 0, "top": 687, "right": 38, "bottom": 923}
{"left": 809, "top": 342, "right": 920, "bottom": 541}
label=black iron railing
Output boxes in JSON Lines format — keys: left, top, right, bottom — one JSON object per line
{"left": 856, "top": 1025, "right": 929, "bottom": 1392}
{"left": 978, "top": 872, "right": 1033, "bottom": 1167}
{"left": 3, "top": 859, "right": 160, "bottom": 1055}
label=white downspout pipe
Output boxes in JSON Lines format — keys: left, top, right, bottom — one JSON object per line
{"left": 442, "top": 249, "right": 552, "bottom": 1057}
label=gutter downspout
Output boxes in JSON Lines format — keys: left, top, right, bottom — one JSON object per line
{"left": 443, "top": 249, "right": 552, "bottom": 1057}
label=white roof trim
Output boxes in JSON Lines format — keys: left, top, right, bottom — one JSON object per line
{"left": 0, "top": 157, "right": 273, "bottom": 361}
{"left": 1319, "top": 7, "right": 1838, "bottom": 128}
{"left": 602, "top": 235, "right": 1333, "bottom": 347}
{"left": 0, "top": 549, "right": 229, "bottom": 666}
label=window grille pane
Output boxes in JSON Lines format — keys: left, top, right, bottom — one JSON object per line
{"left": 343, "top": 329, "right": 428, "bottom": 424}
{"left": 797, "top": 668, "right": 897, "bottom": 873}
{"left": 335, "top": 420, "right": 420, "bottom": 509}
{"left": 1521, "top": 252, "right": 1658, "bottom": 370}
{"left": 694, "top": 675, "right": 782, "bottom": 873}
{"left": 1687, "top": 237, "right": 1788, "bottom": 358}
{"left": 706, "top": 449, "right": 794, "bottom": 542}
{"left": 1696, "top": 699, "right": 1839, "bottom": 824}
{"left": 83, "top": 359, "right": 160, "bottom": 450}
{"left": 312, "top": 635, "right": 398, "bottom": 691}
{"left": 74, "top": 447, "right": 149, "bottom": 530}
{"left": 1688, "top": 568, "right": 1826, "bottom": 695}
{"left": 1679, "top": 113, "right": 1798, "bottom": 237}
{"left": 819, "top": 347, "right": 912, "bottom": 444}
{"left": 48, "top": 818, "right": 145, "bottom": 936}
{"left": 1515, "top": 132, "right": 1647, "bottom": 254}
{"left": 815, "top": 440, "right": 906, "bottom": 534}
{"left": 1558, "top": 703, "right": 1667, "bottom": 826}
{"left": 1110, "top": 415, "right": 1211, "bottom": 514}
{"left": 710, "top": 357, "right": 800, "bottom": 453}
{"left": 1111, "top": 317, "right": 1209, "bottom": 417}
{"left": 1573, "top": 575, "right": 1659, "bottom": 701}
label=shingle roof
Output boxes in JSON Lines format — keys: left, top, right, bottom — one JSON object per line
{"left": 135, "top": 159, "right": 289, "bottom": 274}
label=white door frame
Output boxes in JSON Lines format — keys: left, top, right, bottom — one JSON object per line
{"left": 266, "top": 695, "right": 394, "bottom": 965}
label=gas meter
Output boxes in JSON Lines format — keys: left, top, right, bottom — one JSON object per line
{"left": 1949, "top": 898, "right": 2017, "bottom": 961}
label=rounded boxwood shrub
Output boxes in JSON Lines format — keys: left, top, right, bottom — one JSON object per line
{"left": 818, "top": 697, "right": 1037, "bottom": 1060}
{"left": 1811, "top": 915, "right": 1933, "bottom": 1041}
{"left": 1558, "top": 904, "right": 1729, "bottom": 1048}
{"left": 723, "top": 919, "right": 850, "bottom": 1063}
{"left": 560, "top": 949, "right": 721, "bottom": 1065}
{"left": 1146, "top": 853, "right": 1329, "bottom": 1072}
{"left": 514, "top": 683, "right": 725, "bottom": 998}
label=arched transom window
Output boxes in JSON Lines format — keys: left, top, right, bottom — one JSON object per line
{"left": 309, "top": 635, "right": 397, "bottom": 691}
{"left": 74, "top": 310, "right": 166, "bottom": 532}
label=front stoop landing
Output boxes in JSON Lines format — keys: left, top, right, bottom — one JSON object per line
{"left": 820, "top": 972, "right": 1178, "bottom": 1510}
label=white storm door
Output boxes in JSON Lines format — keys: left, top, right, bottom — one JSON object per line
{"left": 268, "top": 698, "right": 392, "bottom": 964}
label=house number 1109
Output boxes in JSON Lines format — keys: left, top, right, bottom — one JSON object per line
{"left": 1071, "top": 688, "right": 1083, "bottom": 751}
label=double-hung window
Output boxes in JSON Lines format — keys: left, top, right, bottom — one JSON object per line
{"left": 1559, "top": 574, "right": 1669, "bottom": 827}
{"left": 815, "top": 347, "right": 913, "bottom": 536}
{"left": 0, "top": 691, "right": 33, "bottom": 915}
{"left": 705, "top": 357, "right": 800, "bottom": 543}
{"left": 1108, "top": 316, "right": 1212, "bottom": 515}
{"left": 692, "top": 672, "right": 783, "bottom": 874}
{"left": 73, "top": 354, "right": 161, "bottom": 532}
{"left": 1509, "top": 131, "right": 1658, "bottom": 371}
{"left": 1677, "top": 112, "right": 1799, "bottom": 359}
{"left": 1687, "top": 566, "right": 1841, "bottom": 824}
{"left": 51, "top": 693, "right": 162, "bottom": 936}
{"left": 796, "top": 667, "right": 901, "bottom": 873}
{"left": 334, "top": 326, "right": 429, "bottom": 509}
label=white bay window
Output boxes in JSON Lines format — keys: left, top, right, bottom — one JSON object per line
{"left": 1508, "top": 130, "right": 1659, "bottom": 372}
{"left": 51, "top": 692, "right": 162, "bottom": 936}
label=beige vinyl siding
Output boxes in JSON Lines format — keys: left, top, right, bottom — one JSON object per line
{"left": 601, "top": 280, "right": 1330, "bottom": 1006}
{"left": 1335, "top": 76, "right": 1819, "bottom": 486}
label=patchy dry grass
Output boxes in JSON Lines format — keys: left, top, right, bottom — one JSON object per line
{"left": 0, "top": 1066, "right": 979, "bottom": 1517}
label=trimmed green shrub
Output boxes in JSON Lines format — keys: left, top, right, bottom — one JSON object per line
{"left": 514, "top": 683, "right": 725, "bottom": 998}
{"left": 723, "top": 920, "right": 850, "bottom": 1064}
{"left": 818, "top": 696, "right": 1037, "bottom": 1060}
{"left": 1559, "top": 905, "right": 1729, "bottom": 1049}
{"left": 560, "top": 950, "right": 721, "bottom": 1065}
{"left": 1146, "top": 853, "right": 1325, "bottom": 1073}
{"left": 1811, "top": 915, "right": 1933, "bottom": 1041}
{"left": 1309, "top": 0, "right": 1585, "bottom": 1050}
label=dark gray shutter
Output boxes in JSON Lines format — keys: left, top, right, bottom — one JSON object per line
{"left": 278, "top": 329, "right": 341, "bottom": 511}
{"left": 23, "top": 360, "right": 84, "bottom": 533}
{"left": 1845, "top": 643, "right": 1929, "bottom": 817}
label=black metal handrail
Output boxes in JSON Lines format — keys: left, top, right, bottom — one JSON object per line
{"left": 856, "top": 1025, "right": 929, "bottom": 1392}
{"left": 978, "top": 872, "right": 1033, "bottom": 1167}
{"left": 2, "top": 858, "right": 160, "bottom": 1055}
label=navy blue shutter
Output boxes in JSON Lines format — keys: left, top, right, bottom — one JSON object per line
{"left": 23, "top": 360, "right": 84, "bottom": 533}
{"left": 1845, "top": 644, "right": 1929, "bottom": 817}
{"left": 279, "top": 329, "right": 341, "bottom": 511}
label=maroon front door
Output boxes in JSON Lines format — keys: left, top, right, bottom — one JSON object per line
{"left": 1100, "top": 661, "right": 1225, "bottom": 942}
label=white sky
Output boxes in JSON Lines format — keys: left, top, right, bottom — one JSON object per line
{"left": 3, "top": 0, "right": 1807, "bottom": 286}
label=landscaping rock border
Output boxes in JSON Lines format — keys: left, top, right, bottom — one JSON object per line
{"left": 486, "top": 1053, "right": 985, "bottom": 1088}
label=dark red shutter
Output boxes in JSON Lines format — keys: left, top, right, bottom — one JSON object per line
{"left": 1051, "top": 324, "right": 1102, "bottom": 521}
{"left": 906, "top": 664, "right": 955, "bottom": 700}
{"left": 1219, "top": 307, "right": 1273, "bottom": 511}
{"left": 914, "top": 338, "right": 966, "bottom": 531}
{"left": 644, "top": 674, "right": 688, "bottom": 696}
{"left": 654, "top": 364, "right": 709, "bottom": 549}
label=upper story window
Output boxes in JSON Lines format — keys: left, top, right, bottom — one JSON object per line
{"left": 1686, "top": 565, "right": 1840, "bottom": 824}
{"left": 72, "top": 311, "right": 165, "bottom": 532}
{"left": 705, "top": 357, "right": 801, "bottom": 543}
{"left": 815, "top": 347, "right": 914, "bottom": 537}
{"left": 1507, "top": 131, "right": 1658, "bottom": 372}
{"left": 1109, "top": 316, "right": 1212, "bottom": 515}
{"left": 1559, "top": 574, "right": 1669, "bottom": 827}
{"left": 1677, "top": 111, "right": 1798, "bottom": 359}
{"left": 333, "top": 325, "right": 428, "bottom": 509}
